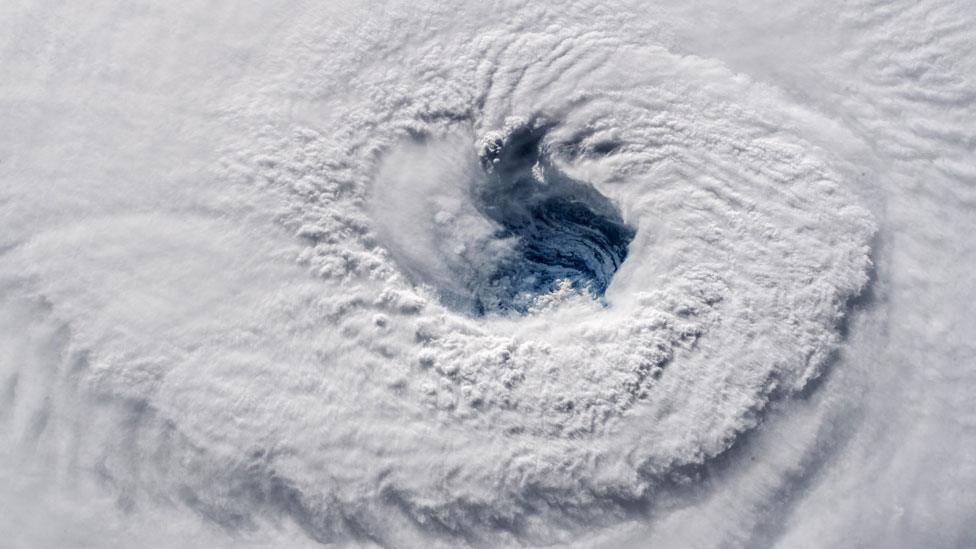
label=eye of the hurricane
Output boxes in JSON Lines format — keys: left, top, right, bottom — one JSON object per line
{"left": 370, "top": 123, "right": 635, "bottom": 316}
{"left": 471, "top": 125, "right": 635, "bottom": 314}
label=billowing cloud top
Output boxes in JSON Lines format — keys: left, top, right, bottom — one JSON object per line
{"left": 1, "top": 1, "right": 974, "bottom": 548}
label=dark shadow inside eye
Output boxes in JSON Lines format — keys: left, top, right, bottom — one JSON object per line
{"left": 590, "top": 140, "right": 621, "bottom": 155}
{"left": 471, "top": 125, "right": 635, "bottom": 314}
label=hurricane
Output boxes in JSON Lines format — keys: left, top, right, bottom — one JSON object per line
{"left": 1, "top": 1, "right": 974, "bottom": 548}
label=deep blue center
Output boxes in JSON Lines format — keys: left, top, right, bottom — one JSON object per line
{"left": 471, "top": 126, "right": 634, "bottom": 314}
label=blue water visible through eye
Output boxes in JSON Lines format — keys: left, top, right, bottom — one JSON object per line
{"left": 472, "top": 125, "right": 635, "bottom": 314}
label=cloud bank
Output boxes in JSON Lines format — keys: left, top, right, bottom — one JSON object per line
{"left": 0, "top": 0, "right": 973, "bottom": 547}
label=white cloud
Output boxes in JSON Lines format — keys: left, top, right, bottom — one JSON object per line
{"left": 0, "top": 0, "right": 973, "bottom": 547}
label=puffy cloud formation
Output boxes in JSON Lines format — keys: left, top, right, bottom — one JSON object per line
{"left": 0, "top": 0, "right": 973, "bottom": 548}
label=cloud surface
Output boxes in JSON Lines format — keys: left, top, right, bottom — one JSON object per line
{"left": 0, "top": 1, "right": 974, "bottom": 547}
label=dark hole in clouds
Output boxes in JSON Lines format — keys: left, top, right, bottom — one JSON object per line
{"left": 471, "top": 124, "right": 635, "bottom": 314}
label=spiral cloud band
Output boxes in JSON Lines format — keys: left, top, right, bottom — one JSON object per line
{"left": 1, "top": 1, "right": 974, "bottom": 548}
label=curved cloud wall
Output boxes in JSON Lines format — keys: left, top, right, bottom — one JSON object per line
{"left": 0, "top": 1, "right": 973, "bottom": 548}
